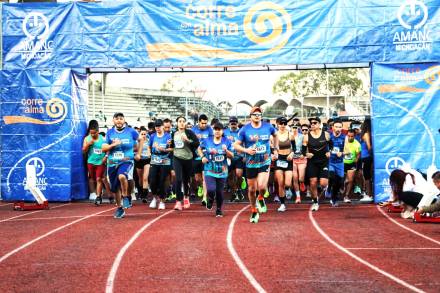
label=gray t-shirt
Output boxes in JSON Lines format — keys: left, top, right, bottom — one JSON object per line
{"left": 173, "top": 131, "right": 193, "bottom": 160}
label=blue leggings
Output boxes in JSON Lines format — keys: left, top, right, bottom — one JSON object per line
{"left": 205, "top": 176, "right": 226, "bottom": 210}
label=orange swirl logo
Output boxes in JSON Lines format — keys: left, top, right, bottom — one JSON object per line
{"left": 4, "top": 98, "right": 67, "bottom": 125}
{"left": 424, "top": 65, "right": 440, "bottom": 88}
{"left": 147, "top": 1, "right": 292, "bottom": 61}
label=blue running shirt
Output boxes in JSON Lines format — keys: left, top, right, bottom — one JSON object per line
{"left": 140, "top": 133, "right": 151, "bottom": 159}
{"left": 330, "top": 133, "right": 346, "bottom": 164}
{"left": 201, "top": 137, "right": 232, "bottom": 178}
{"left": 149, "top": 132, "right": 172, "bottom": 166}
{"left": 238, "top": 122, "right": 277, "bottom": 168}
{"left": 224, "top": 127, "right": 243, "bottom": 158}
{"left": 192, "top": 125, "right": 213, "bottom": 160}
{"left": 106, "top": 127, "right": 139, "bottom": 166}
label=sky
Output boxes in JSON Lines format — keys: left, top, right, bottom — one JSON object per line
{"left": 101, "top": 71, "right": 288, "bottom": 106}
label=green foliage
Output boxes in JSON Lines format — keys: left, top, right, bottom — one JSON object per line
{"left": 273, "top": 69, "right": 366, "bottom": 97}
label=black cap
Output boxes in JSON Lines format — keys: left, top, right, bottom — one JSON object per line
{"left": 213, "top": 122, "right": 224, "bottom": 130}
{"left": 277, "top": 117, "right": 288, "bottom": 124}
{"left": 154, "top": 119, "right": 164, "bottom": 127}
{"left": 113, "top": 112, "right": 124, "bottom": 118}
{"left": 308, "top": 117, "right": 321, "bottom": 123}
{"left": 229, "top": 116, "right": 238, "bottom": 123}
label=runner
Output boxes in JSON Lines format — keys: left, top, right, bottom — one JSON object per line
{"left": 82, "top": 120, "right": 107, "bottom": 205}
{"left": 328, "top": 119, "right": 345, "bottom": 207}
{"left": 102, "top": 113, "right": 139, "bottom": 219}
{"left": 343, "top": 129, "right": 361, "bottom": 203}
{"left": 171, "top": 116, "right": 200, "bottom": 210}
{"left": 292, "top": 123, "right": 309, "bottom": 203}
{"left": 200, "top": 122, "right": 234, "bottom": 217}
{"left": 302, "top": 117, "right": 330, "bottom": 211}
{"left": 135, "top": 126, "right": 151, "bottom": 203}
{"left": 192, "top": 114, "right": 213, "bottom": 205}
{"left": 224, "top": 116, "right": 245, "bottom": 202}
{"left": 146, "top": 119, "right": 173, "bottom": 210}
{"left": 273, "top": 117, "right": 294, "bottom": 212}
{"left": 359, "top": 118, "right": 374, "bottom": 202}
{"left": 234, "top": 107, "right": 278, "bottom": 223}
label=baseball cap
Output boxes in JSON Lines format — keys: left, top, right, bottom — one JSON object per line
{"left": 277, "top": 117, "right": 288, "bottom": 124}
{"left": 113, "top": 112, "right": 124, "bottom": 118}
{"left": 154, "top": 119, "right": 164, "bottom": 127}
{"left": 229, "top": 116, "right": 238, "bottom": 123}
{"left": 308, "top": 117, "right": 321, "bottom": 123}
{"left": 213, "top": 122, "right": 224, "bottom": 130}
{"left": 250, "top": 106, "right": 262, "bottom": 115}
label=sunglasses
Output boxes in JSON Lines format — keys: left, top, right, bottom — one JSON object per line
{"left": 279, "top": 122, "right": 287, "bottom": 125}
{"left": 230, "top": 122, "right": 238, "bottom": 125}
{"left": 311, "top": 121, "right": 319, "bottom": 125}
{"left": 251, "top": 113, "right": 262, "bottom": 117}
{"left": 301, "top": 129, "right": 309, "bottom": 132}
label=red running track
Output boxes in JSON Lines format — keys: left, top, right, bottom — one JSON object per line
{"left": 0, "top": 201, "right": 438, "bottom": 292}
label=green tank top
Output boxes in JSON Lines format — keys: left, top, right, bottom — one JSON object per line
{"left": 86, "top": 135, "right": 105, "bottom": 165}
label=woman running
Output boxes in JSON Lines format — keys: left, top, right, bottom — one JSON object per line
{"left": 292, "top": 124, "right": 308, "bottom": 204}
{"left": 135, "top": 126, "right": 151, "bottom": 203}
{"left": 171, "top": 116, "right": 200, "bottom": 210}
{"left": 200, "top": 122, "right": 234, "bottom": 217}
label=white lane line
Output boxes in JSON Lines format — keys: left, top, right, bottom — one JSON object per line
{"left": 0, "top": 207, "right": 114, "bottom": 264}
{"left": 309, "top": 209, "right": 425, "bottom": 293}
{"left": 0, "top": 203, "right": 13, "bottom": 207}
{"left": 106, "top": 210, "right": 174, "bottom": 293}
{"left": 347, "top": 247, "right": 440, "bottom": 250}
{"left": 376, "top": 206, "right": 440, "bottom": 246}
{"left": 226, "top": 205, "right": 266, "bottom": 293}
{"left": 0, "top": 203, "right": 71, "bottom": 223}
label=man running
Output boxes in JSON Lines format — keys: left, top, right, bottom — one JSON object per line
{"left": 102, "top": 112, "right": 139, "bottom": 218}
{"left": 328, "top": 119, "right": 345, "bottom": 207}
{"left": 343, "top": 129, "right": 361, "bottom": 203}
{"left": 234, "top": 107, "right": 278, "bottom": 223}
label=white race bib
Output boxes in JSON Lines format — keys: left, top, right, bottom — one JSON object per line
{"left": 332, "top": 147, "right": 340, "bottom": 154}
{"left": 142, "top": 150, "right": 149, "bottom": 157}
{"left": 255, "top": 145, "right": 266, "bottom": 154}
{"left": 113, "top": 151, "right": 124, "bottom": 160}
{"left": 93, "top": 148, "right": 102, "bottom": 155}
{"left": 344, "top": 153, "right": 353, "bottom": 160}
{"left": 175, "top": 141, "right": 184, "bottom": 149}
{"left": 214, "top": 155, "right": 225, "bottom": 162}
{"left": 152, "top": 157, "right": 163, "bottom": 164}
{"left": 293, "top": 152, "right": 302, "bottom": 159}
{"left": 276, "top": 160, "right": 288, "bottom": 168}
{"left": 227, "top": 158, "right": 231, "bottom": 166}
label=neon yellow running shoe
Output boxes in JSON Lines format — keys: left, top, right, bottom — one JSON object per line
{"left": 197, "top": 186, "right": 203, "bottom": 198}
{"left": 257, "top": 198, "right": 267, "bottom": 213}
{"left": 241, "top": 177, "right": 247, "bottom": 190}
{"left": 263, "top": 190, "right": 270, "bottom": 198}
{"left": 250, "top": 212, "right": 260, "bottom": 223}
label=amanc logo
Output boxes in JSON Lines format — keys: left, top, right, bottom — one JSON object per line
{"left": 19, "top": 12, "right": 54, "bottom": 61}
{"left": 393, "top": 0, "right": 432, "bottom": 51}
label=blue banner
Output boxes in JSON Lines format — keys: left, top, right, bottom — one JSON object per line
{"left": 371, "top": 63, "right": 440, "bottom": 203}
{"left": 0, "top": 69, "right": 88, "bottom": 201}
{"left": 2, "top": 0, "right": 439, "bottom": 69}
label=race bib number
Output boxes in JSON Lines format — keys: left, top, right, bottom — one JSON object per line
{"left": 214, "top": 155, "right": 225, "bottom": 162}
{"left": 142, "top": 150, "right": 149, "bottom": 157}
{"left": 255, "top": 145, "right": 266, "bottom": 154}
{"left": 344, "top": 153, "right": 353, "bottom": 160}
{"left": 227, "top": 158, "right": 231, "bottom": 166}
{"left": 332, "top": 147, "right": 340, "bottom": 154}
{"left": 93, "top": 149, "right": 102, "bottom": 155}
{"left": 151, "top": 156, "right": 163, "bottom": 164}
{"left": 113, "top": 152, "right": 124, "bottom": 160}
{"left": 293, "top": 152, "right": 302, "bottom": 159}
{"left": 276, "top": 160, "right": 288, "bottom": 168}
{"left": 175, "top": 141, "right": 184, "bottom": 149}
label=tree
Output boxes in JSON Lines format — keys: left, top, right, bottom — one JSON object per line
{"left": 272, "top": 68, "right": 368, "bottom": 97}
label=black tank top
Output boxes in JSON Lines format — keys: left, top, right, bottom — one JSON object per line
{"left": 308, "top": 130, "right": 328, "bottom": 161}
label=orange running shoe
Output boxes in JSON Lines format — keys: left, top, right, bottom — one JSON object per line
{"left": 183, "top": 197, "right": 191, "bottom": 209}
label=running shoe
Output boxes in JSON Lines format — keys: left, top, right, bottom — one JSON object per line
{"left": 353, "top": 186, "right": 362, "bottom": 195}
{"left": 183, "top": 197, "right": 191, "bottom": 209}
{"left": 306, "top": 191, "right": 311, "bottom": 198}
{"left": 216, "top": 209, "right": 223, "bottom": 218}
{"left": 274, "top": 195, "right": 280, "bottom": 203}
{"left": 197, "top": 186, "right": 203, "bottom": 198}
{"left": 343, "top": 197, "right": 352, "bottom": 203}
{"left": 249, "top": 212, "right": 260, "bottom": 223}
{"left": 201, "top": 200, "right": 207, "bottom": 207}
{"left": 206, "top": 198, "right": 213, "bottom": 210}
{"left": 330, "top": 200, "right": 339, "bottom": 207}
{"left": 127, "top": 196, "right": 133, "bottom": 208}
{"left": 94, "top": 196, "right": 102, "bottom": 206}
{"left": 263, "top": 190, "right": 270, "bottom": 198}
{"left": 277, "top": 204, "right": 286, "bottom": 212}
{"left": 295, "top": 196, "right": 301, "bottom": 204}
{"left": 142, "top": 198, "right": 148, "bottom": 204}
{"left": 300, "top": 182, "right": 306, "bottom": 192}
{"left": 174, "top": 201, "right": 183, "bottom": 211}
{"left": 241, "top": 177, "right": 247, "bottom": 190}
{"left": 257, "top": 198, "right": 267, "bottom": 213}
{"left": 311, "top": 202, "right": 319, "bottom": 211}
{"left": 158, "top": 201, "right": 166, "bottom": 210}
{"left": 122, "top": 197, "right": 131, "bottom": 209}
{"left": 113, "top": 207, "right": 125, "bottom": 219}
{"left": 169, "top": 192, "right": 176, "bottom": 200}
{"left": 359, "top": 195, "right": 373, "bottom": 202}
{"left": 108, "top": 197, "right": 115, "bottom": 204}
{"left": 149, "top": 197, "right": 157, "bottom": 209}
{"left": 285, "top": 189, "right": 293, "bottom": 200}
